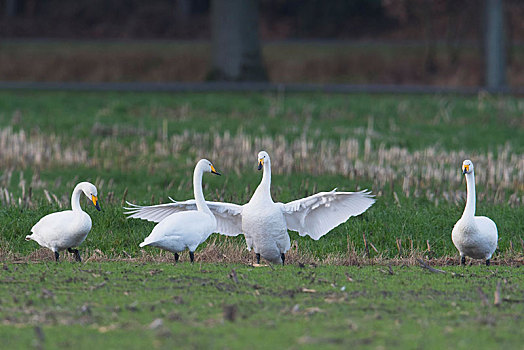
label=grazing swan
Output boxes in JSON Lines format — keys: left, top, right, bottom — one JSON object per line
{"left": 138, "top": 159, "right": 221, "bottom": 263}
{"left": 126, "top": 151, "right": 375, "bottom": 265}
{"left": 26, "top": 182, "right": 101, "bottom": 262}
{"left": 452, "top": 160, "right": 498, "bottom": 266}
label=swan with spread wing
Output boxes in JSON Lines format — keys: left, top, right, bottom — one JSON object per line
{"left": 125, "top": 151, "right": 375, "bottom": 264}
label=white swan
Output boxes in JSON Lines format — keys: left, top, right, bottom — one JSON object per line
{"left": 138, "top": 159, "right": 221, "bottom": 263}
{"left": 126, "top": 151, "right": 375, "bottom": 265}
{"left": 452, "top": 160, "right": 498, "bottom": 266}
{"left": 25, "top": 181, "right": 101, "bottom": 262}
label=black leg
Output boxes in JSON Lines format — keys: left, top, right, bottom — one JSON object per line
{"left": 54, "top": 251, "right": 59, "bottom": 262}
{"left": 486, "top": 259, "right": 490, "bottom": 266}
{"left": 189, "top": 251, "right": 195, "bottom": 263}
{"left": 461, "top": 256, "right": 466, "bottom": 265}
{"left": 281, "top": 253, "right": 285, "bottom": 265}
{"left": 68, "top": 248, "right": 81, "bottom": 262}
{"left": 256, "top": 253, "right": 260, "bottom": 264}
{"left": 174, "top": 252, "right": 179, "bottom": 263}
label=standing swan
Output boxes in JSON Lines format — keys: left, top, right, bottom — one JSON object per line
{"left": 138, "top": 159, "right": 221, "bottom": 263}
{"left": 452, "top": 160, "right": 498, "bottom": 266}
{"left": 126, "top": 151, "right": 375, "bottom": 265}
{"left": 26, "top": 182, "right": 101, "bottom": 262}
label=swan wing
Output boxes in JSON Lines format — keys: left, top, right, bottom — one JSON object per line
{"left": 125, "top": 199, "right": 244, "bottom": 236}
{"left": 125, "top": 200, "right": 197, "bottom": 223}
{"left": 29, "top": 211, "right": 91, "bottom": 249}
{"left": 281, "top": 189, "right": 375, "bottom": 240}
{"left": 475, "top": 216, "right": 499, "bottom": 248}
{"left": 142, "top": 211, "right": 212, "bottom": 243}
{"left": 31, "top": 211, "right": 72, "bottom": 235}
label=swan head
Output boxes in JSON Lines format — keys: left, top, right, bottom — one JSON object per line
{"left": 257, "top": 151, "right": 270, "bottom": 171}
{"left": 462, "top": 160, "right": 474, "bottom": 175}
{"left": 79, "top": 181, "right": 101, "bottom": 211}
{"left": 197, "top": 159, "right": 221, "bottom": 176}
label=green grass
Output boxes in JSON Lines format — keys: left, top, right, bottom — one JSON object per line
{"left": 0, "top": 263, "right": 523, "bottom": 349}
{"left": 1, "top": 91, "right": 523, "bottom": 151}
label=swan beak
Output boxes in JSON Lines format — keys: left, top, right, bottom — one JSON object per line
{"left": 210, "top": 165, "right": 221, "bottom": 176}
{"left": 462, "top": 165, "right": 469, "bottom": 174}
{"left": 258, "top": 159, "right": 263, "bottom": 170}
{"left": 92, "top": 195, "right": 101, "bottom": 211}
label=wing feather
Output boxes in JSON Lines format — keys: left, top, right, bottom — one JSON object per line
{"left": 282, "top": 189, "right": 375, "bottom": 240}
{"left": 124, "top": 199, "right": 244, "bottom": 236}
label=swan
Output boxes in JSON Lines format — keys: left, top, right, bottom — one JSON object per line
{"left": 126, "top": 151, "right": 375, "bottom": 265}
{"left": 452, "top": 160, "right": 498, "bottom": 266}
{"left": 25, "top": 181, "right": 101, "bottom": 262}
{"left": 138, "top": 159, "right": 221, "bottom": 263}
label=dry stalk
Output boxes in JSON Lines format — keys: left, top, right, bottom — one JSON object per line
{"left": 494, "top": 281, "right": 502, "bottom": 306}
{"left": 0, "top": 127, "right": 523, "bottom": 207}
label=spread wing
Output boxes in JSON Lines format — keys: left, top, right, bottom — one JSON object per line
{"left": 124, "top": 199, "right": 244, "bottom": 236}
{"left": 282, "top": 189, "right": 375, "bottom": 240}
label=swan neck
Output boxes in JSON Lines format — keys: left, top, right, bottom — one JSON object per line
{"left": 255, "top": 161, "right": 272, "bottom": 198}
{"left": 463, "top": 172, "right": 476, "bottom": 218}
{"left": 193, "top": 166, "right": 211, "bottom": 214}
{"left": 71, "top": 185, "right": 83, "bottom": 212}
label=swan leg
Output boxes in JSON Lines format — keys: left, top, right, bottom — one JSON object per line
{"left": 189, "top": 251, "right": 195, "bottom": 263}
{"left": 256, "top": 253, "right": 261, "bottom": 264}
{"left": 486, "top": 259, "right": 490, "bottom": 266}
{"left": 460, "top": 256, "right": 466, "bottom": 265}
{"left": 281, "top": 253, "right": 285, "bottom": 265}
{"left": 68, "top": 248, "right": 81, "bottom": 262}
{"left": 54, "top": 251, "right": 59, "bottom": 262}
{"left": 174, "top": 253, "right": 179, "bottom": 263}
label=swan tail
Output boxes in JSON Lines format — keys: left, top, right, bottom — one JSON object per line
{"left": 139, "top": 241, "right": 150, "bottom": 248}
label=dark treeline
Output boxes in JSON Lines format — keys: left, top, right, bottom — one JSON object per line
{"left": 0, "top": 0, "right": 523, "bottom": 41}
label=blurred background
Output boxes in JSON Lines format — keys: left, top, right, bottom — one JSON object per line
{"left": 0, "top": 0, "right": 522, "bottom": 91}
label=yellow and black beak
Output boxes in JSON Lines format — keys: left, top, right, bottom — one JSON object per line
{"left": 258, "top": 158, "right": 264, "bottom": 171}
{"left": 92, "top": 195, "right": 101, "bottom": 211}
{"left": 462, "top": 165, "right": 469, "bottom": 175}
{"left": 210, "top": 164, "right": 221, "bottom": 176}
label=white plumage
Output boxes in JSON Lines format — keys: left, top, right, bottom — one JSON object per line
{"left": 452, "top": 160, "right": 498, "bottom": 266}
{"left": 126, "top": 151, "right": 375, "bottom": 265}
{"left": 137, "top": 159, "right": 221, "bottom": 263}
{"left": 25, "top": 181, "right": 101, "bottom": 262}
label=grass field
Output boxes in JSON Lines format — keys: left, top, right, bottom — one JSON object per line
{"left": 0, "top": 90, "right": 522, "bottom": 261}
{"left": 0, "top": 90, "right": 522, "bottom": 348}
{"left": 1, "top": 263, "right": 523, "bottom": 349}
